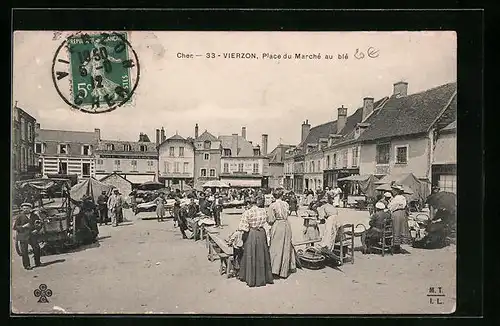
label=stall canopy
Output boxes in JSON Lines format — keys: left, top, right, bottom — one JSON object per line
{"left": 337, "top": 174, "right": 377, "bottom": 198}
{"left": 70, "top": 178, "right": 113, "bottom": 203}
{"left": 202, "top": 180, "right": 230, "bottom": 188}
{"left": 374, "top": 173, "right": 430, "bottom": 202}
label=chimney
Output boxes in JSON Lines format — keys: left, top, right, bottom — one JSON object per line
{"left": 94, "top": 128, "right": 100, "bottom": 142}
{"left": 241, "top": 126, "right": 246, "bottom": 139}
{"left": 160, "top": 127, "right": 166, "bottom": 142}
{"left": 337, "top": 106, "right": 347, "bottom": 134}
{"left": 362, "top": 97, "right": 374, "bottom": 121}
{"left": 156, "top": 129, "right": 160, "bottom": 145}
{"left": 301, "top": 120, "right": 311, "bottom": 143}
{"left": 194, "top": 123, "right": 199, "bottom": 138}
{"left": 261, "top": 134, "right": 268, "bottom": 156}
{"left": 393, "top": 81, "right": 408, "bottom": 97}
{"left": 231, "top": 133, "right": 238, "bottom": 157}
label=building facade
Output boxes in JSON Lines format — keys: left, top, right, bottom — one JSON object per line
{"left": 431, "top": 121, "right": 456, "bottom": 193}
{"left": 193, "top": 128, "right": 222, "bottom": 189}
{"left": 12, "top": 105, "right": 39, "bottom": 181}
{"left": 218, "top": 129, "right": 269, "bottom": 188}
{"left": 94, "top": 132, "right": 158, "bottom": 186}
{"left": 157, "top": 134, "right": 195, "bottom": 190}
{"left": 35, "top": 127, "right": 99, "bottom": 179}
{"left": 267, "top": 143, "right": 294, "bottom": 189}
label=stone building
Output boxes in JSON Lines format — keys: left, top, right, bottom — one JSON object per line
{"left": 12, "top": 105, "right": 39, "bottom": 181}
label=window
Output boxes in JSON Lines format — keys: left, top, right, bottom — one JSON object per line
{"left": 147, "top": 161, "right": 154, "bottom": 167}
{"left": 326, "top": 155, "right": 330, "bottom": 169}
{"left": 333, "top": 153, "right": 337, "bottom": 168}
{"left": 238, "top": 163, "right": 244, "bottom": 172}
{"left": 253, "top": 163, "right": 259, "bottom": 174}
{"left": 223, "top": 163, "right": 229, "bottom": 173}
{"left": 183, "top": 162, "right": 189, "bottom": 173}
{"left": 82, "top": 145, "right": 90, "bottom": 155}
{"left": 311, "top": 162, "right": 315, "bottom": 172}
{"left": 123, "top": 144, "right": 131, "bottom": 151}
{"left": 317, "top": 160, "right": 321, "bottom": 171}
{"left": 352, "top": 147, "right": 359, "bottom": 167}
{"left": 165, "top": 162, "right": 170, "bottom": 173}
{"left": 131, "top": 160, "right": 137, "bottom": 169}
{"left": 27, "top": 122, "right": 33, "bottom": 142}
{"left": 174, "top": 162, "right": 180, "bottom": 173}
{"left": 224, "top": 149, "right": 231, "bottom": 156}
{"left": 179, "top": 147, "right": 184, "bottom": 157}
{"left": 395, "top": 145, "right": 408, "bottom": 164}
{"left": 204, "top": 153, "right": 210, "bottom": 160}
{"left": 169, "top": 147, "right": 175, "bottom": 157}
{"left": 209, "top": 169, "right": 216, "bottom": 177}
{"left": 106, "top": 143, "right": 115, "bottom": 151}
{"left": 253, "top": 148, "right": 260, "bottom": 156}
{"left": 59, "top": 144, "right": 68, "bottom": 154}
{"left": 342, "top": 150, "right": 348, "bottom": 168}
{"left": 438, "top": 175, "right": 456, "bottom": 194}
{"left": 59, "top": 162, "right": 67, "bottom": 174}
{"left": 140, "top": 145, "right": 147, "bottom": 152}
{"left": 97, "top": 159, "right": 103, "bottom": 165}
{"left": 200, "top": 168, "right": 207, "bottom": 177}
{"left": 21, "top": 118, "right": 25, "bottom": 141}
{"left": 82, "top": 163, "right": 90, "bottom": 177}
{"left": 376, "top": 143, "right": 390, "bottom": 165}
{"left": 203, "top": 141, "right": 211, "bottom": 149}
{"left": 35, "top": 143, "right": 43, "bottom": 154}
{"left": 114, "top": 160, "right": 121, "bottom": 171}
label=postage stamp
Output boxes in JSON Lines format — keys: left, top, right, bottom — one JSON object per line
{"left": 51, "top": 31, "right": 140, "bottom": 114}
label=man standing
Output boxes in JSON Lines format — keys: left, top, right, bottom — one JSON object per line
{"left": 97, "top": 190, "right": 109, "bottom": 226}
{"left": 332, "top": 184, "right": 343, "bottom": 207}
{"left": 212, "top": 193, "right": 223, "bottom": 228}
{"left": 107, "top": 189, "right": 122, "bottom": 227}
{"left": 13, "top": 203, "right": 42, "bottom": 270}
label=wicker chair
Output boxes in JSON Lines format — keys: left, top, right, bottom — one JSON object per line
{"left": 331, "top": 224, "right": 355, "bottom": 265}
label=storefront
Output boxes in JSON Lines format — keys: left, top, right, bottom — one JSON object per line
{"left": 323, "top": 168, "right": 359, "bottom": 189}
{"left": 220, "top": 177, "right": 262, "bottom": 188}
{"left": 432, "top": 164, "right": 456, "bottom": 194}
{"left": 293, "top": 174, "right": 303, "bottom": 194}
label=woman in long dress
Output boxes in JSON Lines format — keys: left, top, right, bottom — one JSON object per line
{"left": 237, "top": 196, "right": 274, "bottom": 287}
{"left": 387, "top": 185, "right": 411, "bottom": 253}
{"left": 267, "top": 189, "right": 297, "bottom": 278}
{"left": 155, "top": 193, "right": 166, "bottom": 222}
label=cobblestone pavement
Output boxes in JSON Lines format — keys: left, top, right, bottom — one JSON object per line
{"left": 11, "top": 207, "right": 456, "bottom": 314}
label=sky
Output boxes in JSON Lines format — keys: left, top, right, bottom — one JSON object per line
{"left": 13, "top": 31, "right": 456, "bottom": 151}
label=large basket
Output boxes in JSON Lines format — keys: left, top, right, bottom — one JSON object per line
{"left": 297, "top": 247, "right": 326, "bottom": 270}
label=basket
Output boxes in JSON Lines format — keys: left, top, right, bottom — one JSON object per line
{"left": 297, "top": 247, "right": 326, "bottom": 270}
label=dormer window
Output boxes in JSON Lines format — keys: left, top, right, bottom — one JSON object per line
{"left": 59, "top": 144, "right": 68, "bottom": 154}
{"left": 203, "top": 141, "right": 211, "bottom": 149}
{"left": 82, "top": 145, "right": 91, "bottom": 155}
{"left": 224, "top": 148, "right": 232, "bottom": 156}
{"left": 106, "top": 143, "right": 115, "bottom": 151}
{"left": 253, "top": 148, "right": 260, "bottom": 156}
{"left": 140, "top": 145, "right": 147, "bottom": 152}
{"left": 123, "top": 144, "right": 131, "bottom": 151}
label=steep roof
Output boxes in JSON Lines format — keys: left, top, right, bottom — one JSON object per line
{"left": 268, "top": 144, "right": 294, "bottom": 163}
{"left": 218, "top": 135, "right": 254, "bottom": 156}
{"left": 167, "top": 134, "right": 185, "bottom": 141}
{"left": 299, "top": 121, "right": 337, "bottom": 148}
{"left": 195, "top": 130, "right": 218, "bottom": 142}
{"left": 96, "top": 139, "right": 157, "bottom": 153}
{"left": 356, "top": 82, "right": 457, "bottom": 142}
{"left": 37, "top": 129, "right": 97, "bottom": 143}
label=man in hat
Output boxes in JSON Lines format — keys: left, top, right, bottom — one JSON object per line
{"left": 97, "top": 190, "right": 109, "bottom": 226}
{"left": 107, "top": 189, "right": 123, "bottom": 227}
{"left": 13, "top": 203, "right": 42, "bottom": 270}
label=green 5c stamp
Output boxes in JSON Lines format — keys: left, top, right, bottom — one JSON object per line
{"left": 51, "top": 31, "right": 140, "bottom": 114}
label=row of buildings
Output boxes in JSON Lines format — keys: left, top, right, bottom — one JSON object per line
{"left": 11, "top": 106, "right": 287, "bottom": 191}
{"left": 283, "top": 81, "right": 457, "bottom": 194}
{"left": 12, "top": 80, "right": 456, "bottom": 195}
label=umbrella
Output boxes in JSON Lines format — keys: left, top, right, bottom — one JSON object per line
{"left": 137, "top": 181, "right": 164, "bottom": 191}
{"left": 425, "top": 191, "right": 456, "bottom": 213}
{"left": 376, "top": 183, "right": 414, "bottom": 195}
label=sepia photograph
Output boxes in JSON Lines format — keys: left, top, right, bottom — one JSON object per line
{"left": 11, "top": 28, "right": 457, "bottom": 314}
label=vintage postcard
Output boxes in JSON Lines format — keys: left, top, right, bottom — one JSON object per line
{"left": 11, "top": 30, "right": 457, "bottom": 314}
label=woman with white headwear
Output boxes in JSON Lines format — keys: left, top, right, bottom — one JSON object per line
{"left": 387, "top": 184, "right": 411, "bottom": 253}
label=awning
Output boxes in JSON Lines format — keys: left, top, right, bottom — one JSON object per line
{"left": 124, "top": 174, "right": 155, "bottom": 184}
{"left": 220, "top": 178, "right": 262, "bottom": 188}
{"left": 338, "top": 174, "right": 372, "bottom": 182}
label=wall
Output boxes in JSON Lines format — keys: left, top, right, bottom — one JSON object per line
{"left": 359, "top": 135, "right": 430, "bottom": 179}
{"left": 41, "top": 156, "right": 96, "bottom": 178}
{"left": 194, "top": 140, "right": 222, "bottom": 188}
{"left": 221, "top": 157, "right": 266, "bottom": 175}
{"left": 158, "top": 140, "right": 195, "bottom": 178}
{"left": 323, "top": 143, "right": 361, "bottom": 170}
{"left": 433, "top": 132, "right": 456, "bottom": 165}
{"left": 268, "top": 163, "right": 284, "bottom": 189}
{"left": 95, "top": 156, "right": 157, "bottom": 175}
